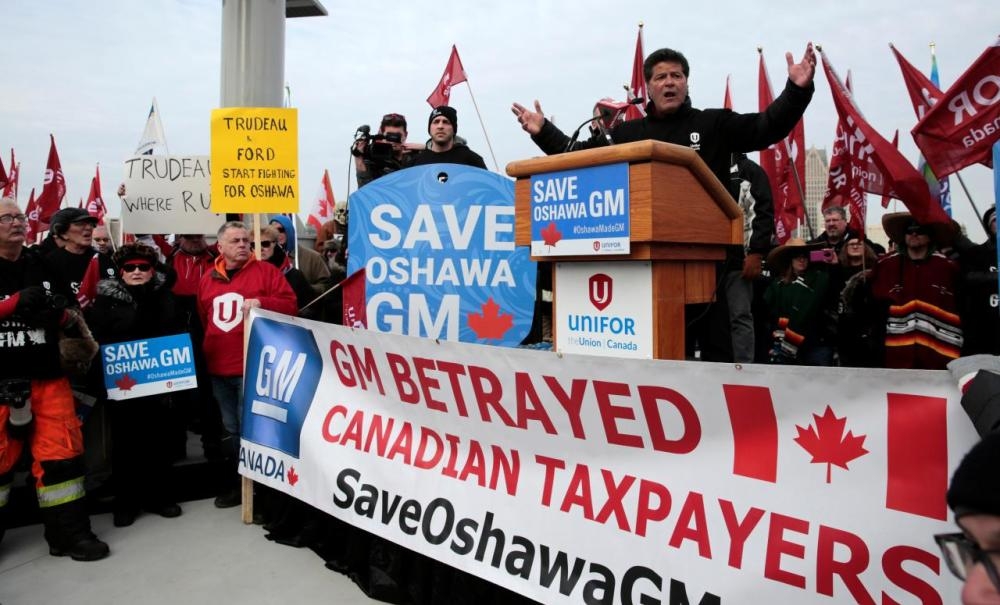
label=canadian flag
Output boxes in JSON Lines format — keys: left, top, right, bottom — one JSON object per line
{"left": 426, "top": 45, "right": 468, "bottom": 108}
{"left": 307, "top": 169, "right": 335, "bottom": 232}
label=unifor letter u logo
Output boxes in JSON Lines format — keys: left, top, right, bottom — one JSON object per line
{"left": 213, "top": 292, "right": 245, "bottom": 333}
{"left": 589, "top": 273, "right": 613, "bottom": 311}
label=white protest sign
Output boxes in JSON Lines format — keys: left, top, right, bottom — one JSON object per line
{"left": 121, "top": 155, "right": 224, "bottom": 234}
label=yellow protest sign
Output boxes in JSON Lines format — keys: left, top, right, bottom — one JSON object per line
{"left": 210, "top": 107, "right": 298, "bottom": 213}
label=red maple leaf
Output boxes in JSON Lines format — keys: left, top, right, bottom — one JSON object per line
{"left": 115, "top": 374, "right": 137, "bottom": 391}
{"left": 467, "top": 297, "right": 514, "bottom": 340}
{"left": 794, "top": 405, "right": 869, "bottom": 483}
{"left": 287, "top": 466, "right": 299, "bottom": 486}
{"left": 541, "top": 222, "right": 562, "bottom": 247}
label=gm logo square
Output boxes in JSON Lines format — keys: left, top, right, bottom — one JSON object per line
{"left": 242, "top": 319, "right": 321, "bottom": 457}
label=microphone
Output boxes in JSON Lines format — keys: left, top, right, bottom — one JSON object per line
{"left": 563, "top": 98, "right": 643, "bottom": 152}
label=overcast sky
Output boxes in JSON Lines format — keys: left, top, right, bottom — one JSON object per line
{"left": 2, "top": 1, "right": 996, "bottom": 237}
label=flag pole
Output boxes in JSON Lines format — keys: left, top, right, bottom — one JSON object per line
{"left": 463, "top": 81, "right": 500, "bottom": 172}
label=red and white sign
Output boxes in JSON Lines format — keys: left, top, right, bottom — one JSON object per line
{"left": 243, "top": 309, "right": 975, "bottom": 604}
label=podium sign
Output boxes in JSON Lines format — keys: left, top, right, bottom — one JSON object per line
{"left": 530, "top": 162, "right": 630, "bottom": 256}
{"left": 554, "top": 262, "right": 653, "bottom": 358}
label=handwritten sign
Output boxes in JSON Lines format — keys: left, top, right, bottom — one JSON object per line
{"left": 121, "top": 155, "right": 223, "bottom": 234}
{"left": 101, "top": 334, "right": 198, "bottom": 400}
{"left": 210, "top": 107, "right": 299, "bottom": 213}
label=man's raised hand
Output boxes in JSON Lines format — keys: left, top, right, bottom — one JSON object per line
{"left": 786, "top": 42, "right": 817, "bottom": 88}
{"left": 511, "top": 100, "right": 545, "bottom": 135}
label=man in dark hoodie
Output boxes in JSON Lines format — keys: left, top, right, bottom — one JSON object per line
{"left": 411, "top": 105, "right": 488, "bottom": 170}
{"left": 960, "top": 205, "right": 999, "bottom": 356}
{"left": 511, "top": 44, "right": 816, "bottom": 192}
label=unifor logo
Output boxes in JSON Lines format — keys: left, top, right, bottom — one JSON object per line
{"left": 589, "top": 273, "right": 613, "bottom": 311}
{"left": 592, "top": 240, "right": 601, "bottom": 252}
{"left": 690, "top": 132, "right": 701, "bottom": 144}
{"left": 242, "top": 318, "right": 323, "bottom": 458}
{"left": 212, "top": 292, "right": 244, "bottom": 333}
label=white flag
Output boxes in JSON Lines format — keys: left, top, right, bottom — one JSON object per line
{"left": 135, "top": 97, "right": 169, "bottom": 155}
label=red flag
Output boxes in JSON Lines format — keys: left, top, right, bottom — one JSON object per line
{"left": 2, "top": 150, "right": 18, "bottom": 200}
{"left": 24, "top": 188, "right": 39, "bottom": 243}
{"left": 426, "top": 45, "right": 467, "bottom": 108}
{"left": 76, "top": 253, "right": 101, "bottom": 309}
{"left": 890, "top": 43, "right": 943, "bottom": 122}
{"left": 36, "top": 135, "right": 66, "bottom": 225}
{"left": 341, "top": 268, "right": 367, "bottom": 328}
{"left": 759, "top": 52, "right": 806, "bottom": 243}
{"left": 625, "top": 25, "right": 647, "bottom": 121}
{"left": 822, "top": 51, "right": 951, "bottom": 226}
{"left": 0, "top": 152, "right": 7, "bottom": 192}
{"left": 822, "top": 71, "right": 867, "bottom": 234}
{"left": 881, "top": 130, "right": 900, "bottom": 209}
{"left": 307, "top": 169, "right": 336, "bottom": 232}
{"left": 85, "top": 165, "right": 107, "bottom": 225}
{"left": 723, "top": 75, "right": 733, "bottom": 110}
{"left": 912, "top": 36, "right": 1000, "bottom": 177}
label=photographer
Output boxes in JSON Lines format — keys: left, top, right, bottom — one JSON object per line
{"left": 0, "top": 197, "right": 109, "bottom": 561}
{"left": 352, "top": 113, "right": 422, "bottom": 188}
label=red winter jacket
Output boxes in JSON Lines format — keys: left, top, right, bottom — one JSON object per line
{"left": 197, "top": 255, "right": 297, "bottom": 377}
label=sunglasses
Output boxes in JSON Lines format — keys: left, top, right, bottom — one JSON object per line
{"left": 250, "top": 241, "right": 274, "bottom": 250}
{"left": 122, "top": 262, "right": 153, "bottom": 273}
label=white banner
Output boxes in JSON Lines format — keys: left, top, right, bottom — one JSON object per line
{"left": 121, "top": 155, "right": 224, "bottom": 234}
{"left": 240, "top": 309, "right": 976, "bottom": 605}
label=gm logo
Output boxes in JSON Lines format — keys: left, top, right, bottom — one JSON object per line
{"left": 242, "top": 318, "right": 322, "bottom": 457}
{"left": 589, "top": 273, "right": 613, "bottom": 311}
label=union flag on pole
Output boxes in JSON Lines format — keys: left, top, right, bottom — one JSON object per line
{"left": 24, "top": 188, "right": 39, "bottom": 243}
{"left": 912, "top": 36, "right": 1000, "bottom": 178}
{"left": 36, "top": 135, "right": 66, "bottom": 225}
{"left": 722, "top": 75, "right": 733, "bottom": 110}
{"left": 307, "top": 169, "right": 336, "bottom": 232}
{"left": 822, "top": 70, "right": 867, "bottom": 235}
{"left": 625, "top": 24, "right": 647, "bottom": 121}
{"left": 822, "top": 50, "right": 951, "bottom": 226}
{"left": 2, "top": 150, "right": 18, "bottom": 200}
{"left": 426, "top": 45, "right": 467, "bottom": 108}
{"left": 0, "top": 153, "right": 6, "bottom": 192}
{"left": 86, "top": 165, "right": 107, "bottom": 225}
{"left": 341, "top": 268, "right": 367, "bottom": 329}
{"left": 758, "top": 52, "right": 805, "bottom": 243}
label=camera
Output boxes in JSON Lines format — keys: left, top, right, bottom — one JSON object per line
{"left": 352, "top": 126, "right": 403, "bottom": 162}
{"left": 809, "top": 248, "right": 836, "bottom": 263}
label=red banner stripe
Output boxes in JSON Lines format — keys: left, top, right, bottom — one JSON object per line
{"left": 886, "top": 393, "right": 948, "bottom": 520}
{"left": 724, "top": 384, "right": 779, "bottom": 483}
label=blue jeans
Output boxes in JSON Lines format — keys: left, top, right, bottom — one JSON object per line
{"left": 211, "top": 375, "right": 243, "bottom": 459}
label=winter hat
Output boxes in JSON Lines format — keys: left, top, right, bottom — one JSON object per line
{"left": 983, "top": 206, "right": 997, "bottom": 234}
{"left": 428, "top": 106, "right": 457, "bottom": 134}
{"left": 268, "top": 215, "right": 296, "bottom": 250}
{"left": 947, "top": 431, "right": 1000, "bottom": 518}
{"left": 112, "top": 243, "right": 159, "bottom": 268}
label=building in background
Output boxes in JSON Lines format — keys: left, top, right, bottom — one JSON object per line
{"left": 801, "top": 146, "right": 828, "bottom": 239}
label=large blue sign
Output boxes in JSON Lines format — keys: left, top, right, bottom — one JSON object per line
{"left": 347, "top": 164, "right": 536, "bottom": 346}
{"left": 101, "top": 333, "right": 197, "bottom": 401}
{"left": 530, "top": 162, "right": 630, "bottom": 256}
{"left": 242, "top": 317, "right": 322, "bottom": 458}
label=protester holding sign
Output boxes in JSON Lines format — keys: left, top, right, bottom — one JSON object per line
{"left": 197, "top": 221, "right": 297, "bottom": 508}
{"left": 87, "top": 243, "right": 186, "bottom": 527}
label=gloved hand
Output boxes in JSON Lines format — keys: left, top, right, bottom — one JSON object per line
{"left": 742, "top": 253, "right": 763, "bottom": 281}
{"left": 15, "top": 286, "right": 47, "bottom": 313}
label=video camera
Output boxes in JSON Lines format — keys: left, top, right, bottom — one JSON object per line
{"left": 351, "top": 125, "right": 403, "bottom": 162}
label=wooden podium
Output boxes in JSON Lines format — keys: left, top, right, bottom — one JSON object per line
{"left": 506, "top": 140, "right": 742, "bottom": 360}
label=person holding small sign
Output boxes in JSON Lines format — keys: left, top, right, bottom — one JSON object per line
{"left": 87, "top": 243, "right": 186, "bottom": 527}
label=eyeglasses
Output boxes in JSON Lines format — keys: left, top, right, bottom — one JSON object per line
{"left": 0, "top": 213, "right": 27, "bottom": 225}
{"left": 121, "top": 262, "right": 153, "bottom": 273}
{"left": 250, "top": 240, "right": 274, "bottom": 250}
{"left": 935, "top": 533, "right": 1000, "bottom": 592}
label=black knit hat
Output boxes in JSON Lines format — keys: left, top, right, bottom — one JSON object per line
{"left": 983, "top": 206, "right": 997, "bottom": 233}
{"left": 947, "top": 431, "right": 1000, "bottom": 518}
{"left": 428, "top": 106, "right": 457, "bottom": 134}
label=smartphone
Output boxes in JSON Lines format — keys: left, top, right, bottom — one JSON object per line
{"left": 809, "top": 249, "right": 835, "bottom": 263}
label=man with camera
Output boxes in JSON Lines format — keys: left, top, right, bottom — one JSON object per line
{"left": 0, "top": 197, "right": 109, "bottom": 561}
{"left": 352, "top": 112, "right": 423, "bottom": 188}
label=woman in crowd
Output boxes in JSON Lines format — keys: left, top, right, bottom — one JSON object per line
{"left": 764, "top": 238, "right": 831, "bottom": 365}
{"left": 835, "top": 234, "right": 884, "bottom": 367}
{"left": 86, "top": 244, "right": 184, "bottom": 527}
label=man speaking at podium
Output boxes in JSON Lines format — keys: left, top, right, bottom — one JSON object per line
{"left": 511, "top": 43, "right": 816, "bottom": 192}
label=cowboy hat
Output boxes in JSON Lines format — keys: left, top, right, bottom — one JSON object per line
{"left": 765, "top": 238, "right": 825, "bottom": 275}
{"left": 882, "top": 212, "right": 957, "bottom": 247}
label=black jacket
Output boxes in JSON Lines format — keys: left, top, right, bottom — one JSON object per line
{"left": 531, "top": 78, "right": 813, "bottom": 191}
{"left": 412, "top": 145, "right": 487, "bottom": 170}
